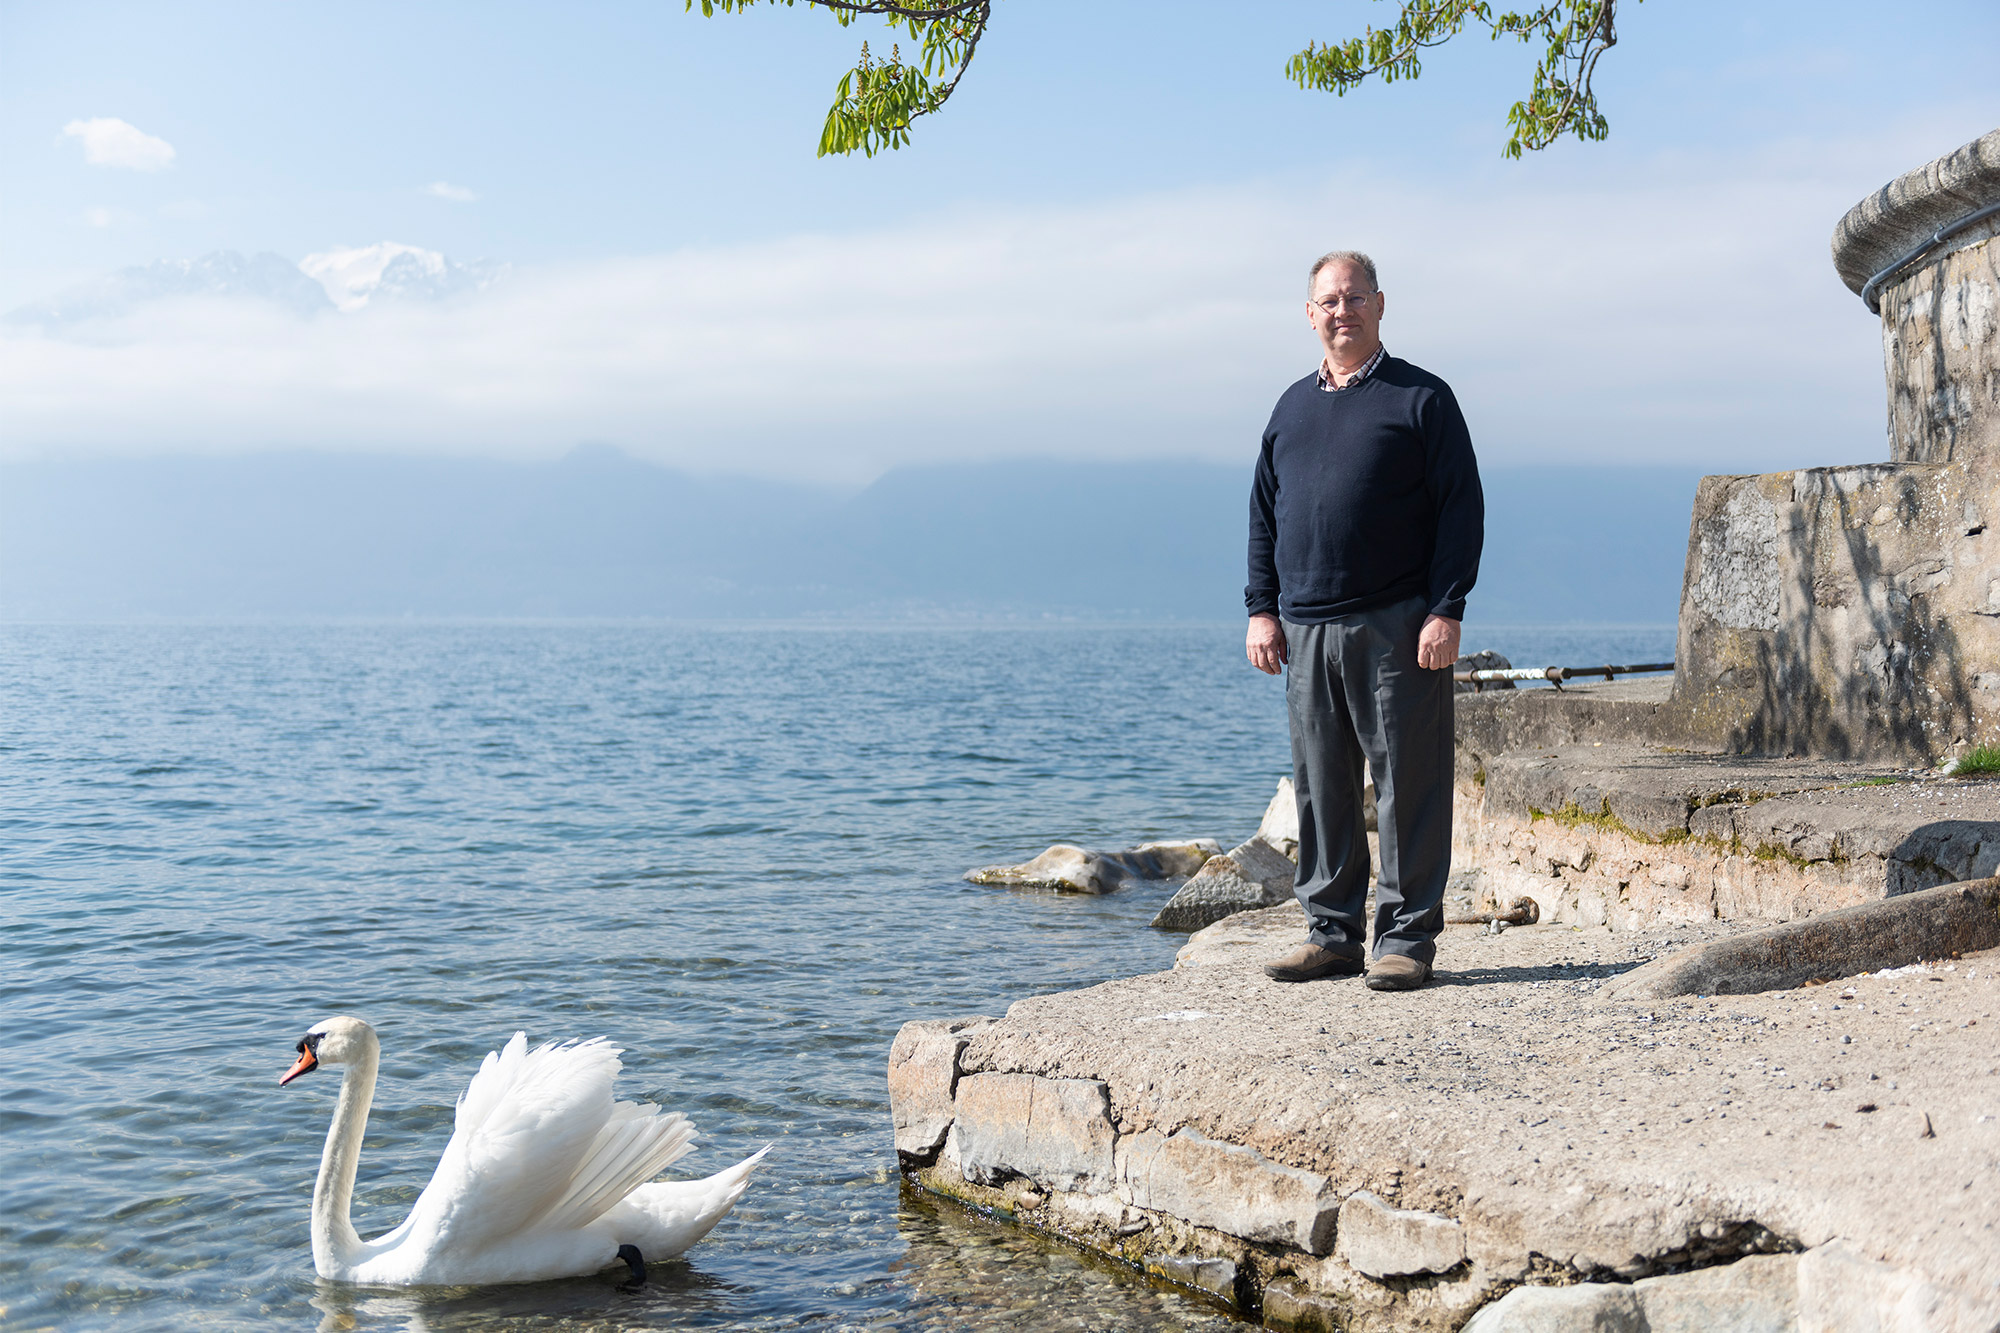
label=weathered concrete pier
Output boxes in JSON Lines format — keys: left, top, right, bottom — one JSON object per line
{"left": 890, "top": 129, "right": 2000, "bottom": 1329}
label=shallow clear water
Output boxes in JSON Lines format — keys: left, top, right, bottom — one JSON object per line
{"left": 0, "top": 621, "right": 1672, "bottom": 1332}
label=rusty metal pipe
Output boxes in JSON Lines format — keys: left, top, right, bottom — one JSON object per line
{"left": 1445, "top": 897, "right": 1541, "bottom": 926}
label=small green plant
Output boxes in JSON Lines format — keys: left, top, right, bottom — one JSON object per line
{"left": 1844, "top": 776, "right": 1901, "bottom": 788}
{"left": 1946, "top": 745, "right": 2000, "bottom": 777}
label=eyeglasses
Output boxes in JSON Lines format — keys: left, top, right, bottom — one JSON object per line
{"left": 1312, "top": 291, "right": 1377, "bottom": 314}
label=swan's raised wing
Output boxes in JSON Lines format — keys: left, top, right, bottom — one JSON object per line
{"left": 538, "top": 1099, "right": 699, "bottom": 1233}
{"left": 400, "top": 1033, "right": 644, "bottom": 1252}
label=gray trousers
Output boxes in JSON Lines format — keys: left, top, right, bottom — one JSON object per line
{"left": 1284, "top": 597, "right": 1454, "bottom": 966}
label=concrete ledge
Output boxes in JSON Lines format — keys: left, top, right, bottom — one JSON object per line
{"left": 890, "top": 900, "right": 2000, "bottom": 1330}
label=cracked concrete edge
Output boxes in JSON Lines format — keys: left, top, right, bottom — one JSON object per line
{"left": 1600, "top": 878, "right": 2000, "bottom": 1000}
{"left": 889, "top": 1048, "right": 1831, "bottom": 1331}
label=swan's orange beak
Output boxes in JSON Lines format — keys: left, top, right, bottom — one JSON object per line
{"left": 279, "top": 1046, "right": 318, "bottom": 1085}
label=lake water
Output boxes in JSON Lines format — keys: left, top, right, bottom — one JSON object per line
{"left": 0, "top": 621, "right": 1673, "bottom": 1332}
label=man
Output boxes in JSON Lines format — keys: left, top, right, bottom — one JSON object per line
{"left": 1245, "top": 250, "right": 1482, "bottom": 993}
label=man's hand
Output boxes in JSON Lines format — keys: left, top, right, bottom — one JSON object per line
{"left": 1247, "top": 614, "right": 1287, "bottom": 675}
{"left": 1417, "top": 614, "right": 1461, "bottom": 670}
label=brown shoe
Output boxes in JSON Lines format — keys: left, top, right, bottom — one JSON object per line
{"left": 1263, "top": 941, "right": 1365, "bottom": 983}
{"left": 1365, "top": 954, "right": 1432, "bottom": 991}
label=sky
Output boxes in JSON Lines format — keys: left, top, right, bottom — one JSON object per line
{"left": 3, "top": 0, "right": 1998, "bottom": 484}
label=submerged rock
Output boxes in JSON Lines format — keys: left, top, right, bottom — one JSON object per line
{"left": 965, "top": 839, "right": 1220, "bottom": 894}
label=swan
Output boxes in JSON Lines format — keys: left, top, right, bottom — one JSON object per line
{"left": 280, "top": 1015, "right": 767, "bottom": 1286}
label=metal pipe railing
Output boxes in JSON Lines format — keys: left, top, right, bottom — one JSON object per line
{"left": 1453, "top": 661, "right": 1674, "bottom": 692}
{"left": 1860, "top": 198, "right": 2000, "bottom": 314}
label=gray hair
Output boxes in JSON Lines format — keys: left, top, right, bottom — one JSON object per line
{"left": 1307, "top": 249, "right": 1378, "bottom": 297}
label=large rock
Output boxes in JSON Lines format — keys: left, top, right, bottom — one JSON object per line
{"left": 1335, "top": 1190, "right": 1464, "bottom": 1277}
{"left": 1633, "top": 1253, "right": 1798, "bottom": 1333}
{"left": 1455, "top": 649, "right": 1518, "bottom": 694}
{"left": 1257, "top": 774, "right": 1375, "bottom": 850}
{"left": 1461, "top": 1283, "right": 1645, "bottom": 1332}
{"left": 965, "top": 839, "right": 1220, "bottom": 893}
{"left": 1149, "top": 837, "right": 1298, "bottom": 932}
{"left": 947, "top": 1073, "right": 1116, "bottom": 1195}
{"left": 1116, "top": 1126, "right": 1338, "bottom": 1254}
{"left": 1601, "top": 878, "right": 2000, "bottom": 1000}
{"left": 887, "top": 1017, "right": 989, "bottom": 1166}
{"left": 1258, "top": 778, "right": 1302, "bottom": 858}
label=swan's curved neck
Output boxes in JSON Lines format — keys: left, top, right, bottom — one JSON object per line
{"left": 312, "top": 1038, "right": 379, "bottom": 1275}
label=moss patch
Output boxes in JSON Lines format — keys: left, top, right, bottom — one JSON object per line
{"left": 1527, "top": 799, "right": 1846, "bottom": 867}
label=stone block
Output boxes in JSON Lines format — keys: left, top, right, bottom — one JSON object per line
{"left": 1262, "top": 1276, "right": 1346, "bottom": 1332}
{"left": 1115, "top": 1126, "right": 1337, "bottom": 1254}
{"left": 1797, "top": 1239, "right": 2000, "bottom": 1333}
{"left": 1633, "top": 1253, "right": 1798, "bottom": 1332}
{"left": 948, "top": 1073, "right": 1116, "bottom": 1195}
{"left": 1334, "top": 1190, "right": 1465, "bottom": 1277}
{"left": 1601, "top": 878, "right": 2000, "bottom": 999}
{"left": 887, "top": 1017, "right": 988, "bottom": 1165}
{"left": 1461, "top": 1283, "right": 1645, "bottom": 1332}
{"left": 1143, "top": 1253, "right": 1239, "bottom": 1305}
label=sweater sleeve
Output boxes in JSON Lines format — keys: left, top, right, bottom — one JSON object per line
{"left": 1245, "top": 429, "right": 1282, "bottom": 619}
{"left": 1422, "top": 384, "right": 1483, "bottom": 621}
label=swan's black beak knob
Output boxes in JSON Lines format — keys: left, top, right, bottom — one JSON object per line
{"left": 280, "top": 1035, "right": 320, "bottom": 1085}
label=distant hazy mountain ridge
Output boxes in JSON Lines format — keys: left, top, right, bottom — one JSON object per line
{"left": 4, "top": 243, "right": 504, "bottom": 328}
{"left": 0, "top": 448, "right": 1699, "bottom": 624}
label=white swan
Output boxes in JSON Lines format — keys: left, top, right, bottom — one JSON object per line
{"left": 280, "top": 1015, "right": 767, "bottom": 1286}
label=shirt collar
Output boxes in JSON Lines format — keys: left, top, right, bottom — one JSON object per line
{"left": 1317, "top": 343, "right": 1387, "bottom": 392}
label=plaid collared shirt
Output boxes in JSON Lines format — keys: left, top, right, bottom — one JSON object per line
{"left": 1317, "top": 343, "right": 1387, "bottom": 392}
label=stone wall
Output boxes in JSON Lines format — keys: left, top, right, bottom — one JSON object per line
{"left": 1667, "top": 129, "right": 2000, "bottom": 764}
{"left": 1666, "top": 463, "right": 2000, "bottom": 760}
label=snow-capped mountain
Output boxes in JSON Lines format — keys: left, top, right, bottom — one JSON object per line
{"left": 5, "top": 244, "right": 505, "bottom": 327}
{"left": 298, "top": 241, "right": 504, "bottom": 312}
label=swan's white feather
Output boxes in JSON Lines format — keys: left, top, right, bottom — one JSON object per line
{"left": 541, "top": 1103, "right": 697, "bottom": 1232}
{"left": 398, "top": 1034, "right": 634, "bottom": 1254}
{"left": 608, "top": 1144, "right": 770, "bottom": 1257}
{"left": 296, "top": 1019, "right": 765, "bottom": 1286}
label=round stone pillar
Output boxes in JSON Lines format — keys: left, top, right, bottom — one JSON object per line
{"left": 1831, "top": 129, "right": 2000, "bottom": 464}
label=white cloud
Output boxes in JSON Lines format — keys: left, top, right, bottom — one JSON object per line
{"left": 62, "top": 117, "right": 176, "bottom": 171}
{"left": 82, "top": 206, "right": 116, "bottom": 228}
{"left": 0, "top": 132, "right": 1937, "bottom": 483}
{"left": 425, "top": 181, "right": 478, "bottom": 203}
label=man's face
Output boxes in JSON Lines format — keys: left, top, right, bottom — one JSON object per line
{"left": 1307, "top": 261, "right": 1385, "bottom": 363}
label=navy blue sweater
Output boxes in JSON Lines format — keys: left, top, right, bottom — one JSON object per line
{"left": 1246, "top": 355, "right": 1483, "bottom": 623}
